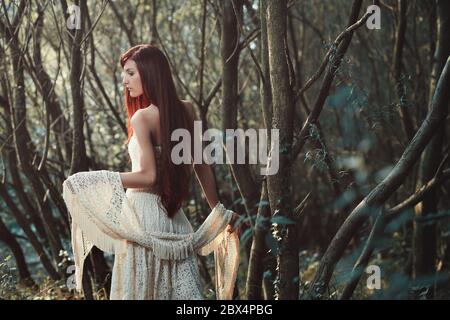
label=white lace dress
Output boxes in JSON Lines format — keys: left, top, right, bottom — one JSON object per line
{"left": 62, "top": 136, "right": 239, "bottom": 301}
{"left": 110, "top": 135, "right": 203, "bottom": 299}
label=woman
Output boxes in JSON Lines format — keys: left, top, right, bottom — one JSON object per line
{"left": 62, "top": 44, "right": 240, "bottom": 300}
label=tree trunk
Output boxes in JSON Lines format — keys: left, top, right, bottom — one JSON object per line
{"left": 265, "top": 0, "right": 299, "bottom": 300}
{"left": 0, "top": 216, "right": 36, "bottom": 287}
{"left": 69, "top": 0, "right": 89, "bottom": 176}
{"left": 4, "top": 0, "right": 64, "bottom": 263}
{"left": 149, "top": 0, "right": 158, "bottom": 44}
{"left": 0, "top": 79, "right": 49, "bottom": 243}
{"left": 245, "top": 0, "right": 276, "bottom": 299}
{"left": 68, "top": 1, "right": 109, "bottom": 299}
{"left": 32, "top": 8, "right": 73, "bottom": 164}
{"left": 84, "top": 4, "right": 127, "bottom": 136}
{"left": 246, "top": 180, "right": 272, "bottom": 299}
{"left": 0, "top": 182, "right": 60, "bottom": 280}
{"left": 393, "top": 0, "right": 415, "bottom": 141}
{"left": 89, "top": 246, "right": 112, "bottom": 298}
{"left": 221, "top": 0, "right": 260, "bottom": 217}
{"left": 412, "top": 0, "right": 450, "bottom": 297}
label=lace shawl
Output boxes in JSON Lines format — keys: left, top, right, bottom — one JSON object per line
{"left": 62, "top": 170, "right": 239, "bottom": 300}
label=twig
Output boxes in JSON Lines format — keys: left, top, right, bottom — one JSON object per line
{"left": 295, "top": 7, "right": 376, "bottom": 101}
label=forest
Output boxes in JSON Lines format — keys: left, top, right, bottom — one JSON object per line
{"left": 0, "top": 0, "right": 449, "bottom": 300}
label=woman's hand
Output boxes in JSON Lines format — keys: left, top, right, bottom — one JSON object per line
{"left": 228, "top": 211, "right": 241, "bottom": 237}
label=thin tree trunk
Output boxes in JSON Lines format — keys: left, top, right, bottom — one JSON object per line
{"left": 0, "top": 216, "right": 36, "bottom": 287}
{"left": 412, "top": 0, "right": 450, "bottom": 297}
{"left": 221, "top": 0, "right": 260, "bottom": 218}
{"left": 67, "top": 1, "right": 109, "bottom": 299}
{"left": 3, "top": 1, "right": 65, "bottom": 263}
{"left": 149, "top": 0, "right": 158, "bottom": 44}
{"left": 0, "top": 79, "right": 49, "bottom": 242}
{"left": 245, "top": 0, "right": 276, "bottom": 299}
{"left": 32, "top": 8, "right": 73, "bottom": 164}
{"left": 0, "top": 183, "right": 60, "bottom": 280}
{"left": 393, "top": 0, "right": 415, "bottom": 141}
{"left": 265, "top": 0, "right": 298, "bottom": 300}
{"left": 110, "top": 1, "right": 136, "bottom": 46}
{"left": 85, "top": 4, "right": 127, "bottom": 135}
{"left": 290, "top": 0, "right": 363, "bottom": 164}
{"left": 246, "top": 180, "right": 272, "bottom": 299}
{"left": 69, "top": 0, "right": 89, "bottom": 176}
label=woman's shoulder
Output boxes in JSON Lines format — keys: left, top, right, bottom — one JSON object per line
{"left": 131, "top": 105, "right": 159, "bottom": 128}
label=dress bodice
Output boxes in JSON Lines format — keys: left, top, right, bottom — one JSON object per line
{"left": 127, "top": 134, "right": 162, "bottom": 193}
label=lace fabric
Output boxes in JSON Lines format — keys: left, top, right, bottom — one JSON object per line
{"left": 63, "top": 170, "right": 239, "bottom": 299}
{"left": 62, "top": 136, "right": 239, "bottom": 300}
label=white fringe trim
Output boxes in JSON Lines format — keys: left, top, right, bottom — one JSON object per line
{"left": 62, "top": 171, "right": 239, "bottom": 299}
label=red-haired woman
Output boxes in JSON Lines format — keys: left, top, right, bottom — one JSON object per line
{"left": 63, "top": 44, "right": 240, "bottom": 300}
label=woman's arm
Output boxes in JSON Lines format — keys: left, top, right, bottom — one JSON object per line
{"left": 184, "top": 100, "right": 240, "bottom": 235}
{"left": 194, "top": 163, "right": 240, "bottom": 235}
{"left": 193, "top": 162, "right": 219, "bottom": 210}
{"left": 182, "top": 100, "right": 220, "bottom": 210}
{"left": 193, "top": 160, "right": 240, "bottom": 236}
{"left": 119, "top": 109, "right": 157, "bottom": 189}
{"left": 119, "top": 171, "right": 155, "bottom": 189}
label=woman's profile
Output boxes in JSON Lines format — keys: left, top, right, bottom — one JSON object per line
{"left": 62, "top": 44, "right": 240, "bottom": 300}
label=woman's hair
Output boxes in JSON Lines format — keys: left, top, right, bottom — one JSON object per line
{"left": 120, "top": 44, "right": 194, "bottom": 219}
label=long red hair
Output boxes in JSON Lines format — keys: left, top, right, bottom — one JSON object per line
{"left": 120, "top": 44, "right": 193, "bottom": 219}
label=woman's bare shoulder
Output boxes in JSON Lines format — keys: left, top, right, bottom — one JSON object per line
{"left": 131, "top": 105, "right": 159, "bottom": 129}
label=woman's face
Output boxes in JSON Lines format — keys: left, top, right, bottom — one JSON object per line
{"left": 122, "top": 59, "right": 144, "bottom": 97}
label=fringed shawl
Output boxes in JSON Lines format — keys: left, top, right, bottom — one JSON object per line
{"left": 62, "top": 170, "right": 239, "bottom": 300}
